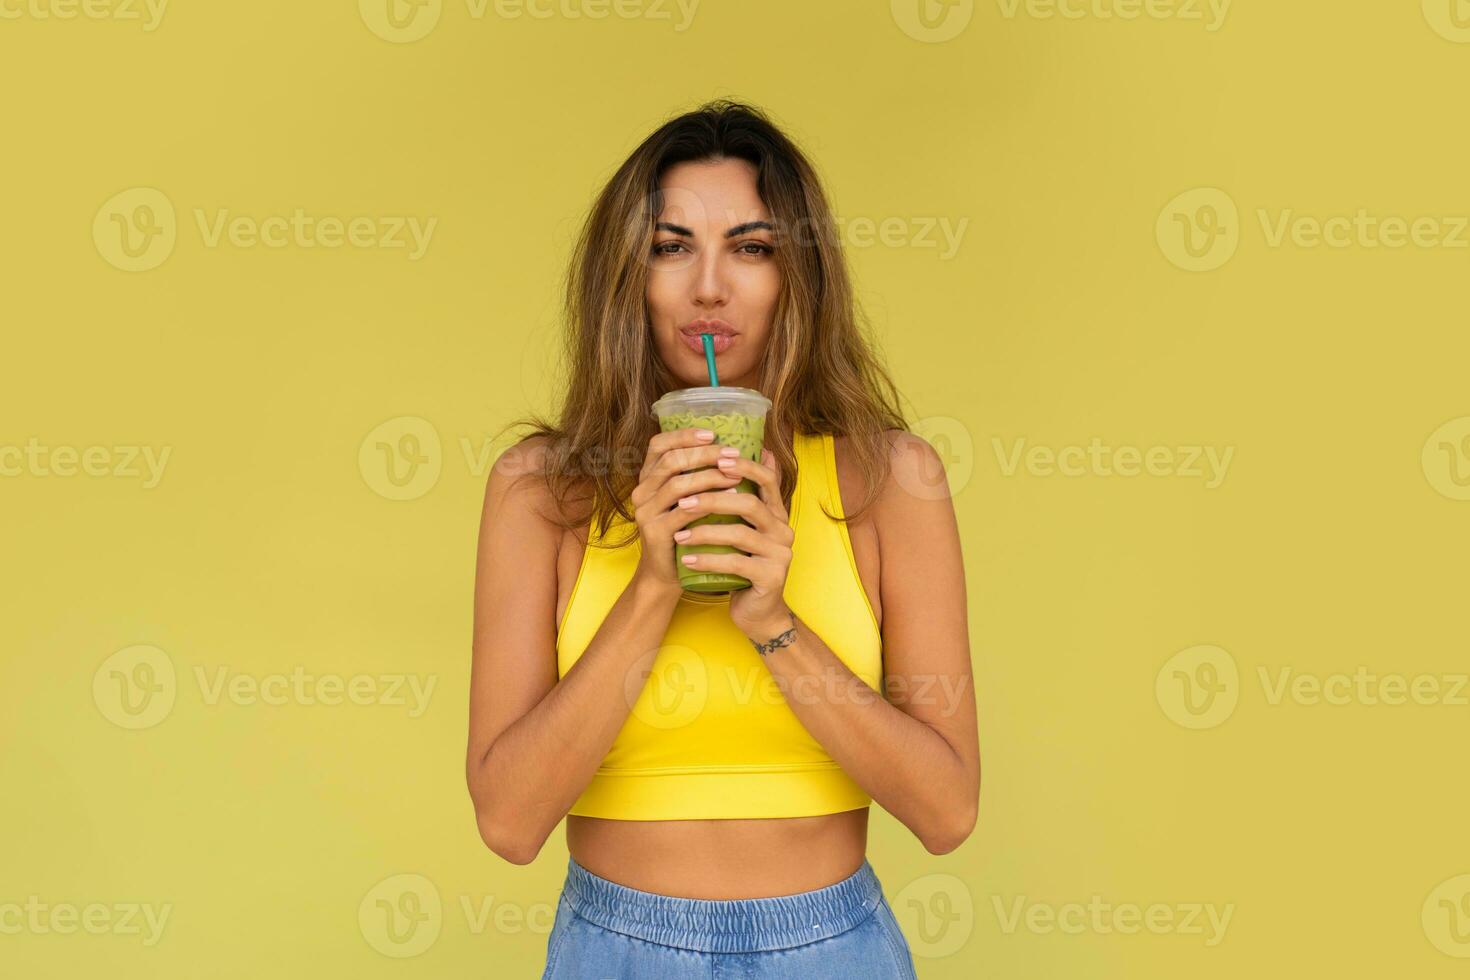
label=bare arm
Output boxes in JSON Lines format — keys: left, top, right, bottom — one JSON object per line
{"left": 737, "top": 431, "right": 980, "bottom": 853}
{"left": 465, "top": 430, "right": 738, "bottom": 864}
{"left": 464, "top": 439, "right": 679, "bottom": 864}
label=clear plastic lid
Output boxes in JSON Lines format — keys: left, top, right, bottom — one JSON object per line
{"left": 650, "top": 386, "right": 772, "bottom": 419}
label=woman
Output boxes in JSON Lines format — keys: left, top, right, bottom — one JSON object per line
{"left": 467, "top": 99, "right": 978, "bottom": 978}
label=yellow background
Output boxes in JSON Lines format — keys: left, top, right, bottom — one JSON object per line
{"left": 4, "top": 0, "right": 1469, "bottom": 976}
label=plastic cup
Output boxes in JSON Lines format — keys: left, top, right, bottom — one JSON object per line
{"left": 650, "top": 386, "right": 772, "bottom": 593}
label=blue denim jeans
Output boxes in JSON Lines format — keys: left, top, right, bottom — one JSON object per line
{"left": 541, "top": 856, "right": 918, "bottom": 979}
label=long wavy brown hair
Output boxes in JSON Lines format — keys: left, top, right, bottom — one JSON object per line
{"left": 496, "top": 98, "right": 911, "bottom": 547}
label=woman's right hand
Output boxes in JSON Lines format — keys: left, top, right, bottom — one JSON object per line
{"left": 630, "top": 427, "right": 742, "bottom": 595}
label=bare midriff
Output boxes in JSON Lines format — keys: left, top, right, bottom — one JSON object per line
{"left": 566, "top": 808, "right": 870, "bottom": 899}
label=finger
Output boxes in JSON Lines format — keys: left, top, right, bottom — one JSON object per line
{"left": 714, "top": 453, "right": 786, "bottom": 520}
{"left": 633, "top": 442, "right": 726, "bottom": 509}
{"left": 637, "top": 468, "right": 737, "bottom": 530}
{"left": 651, "top": 466, "right": 741, "bottom": 512}
{"left": 679, "top": 489, "right": 791, "bottom": 540}
{"left": 651, "top": 444, "right": 731, "bottom": 485}
{"left": 678, "top": 549, "right": 776, "bottom": 586}
{"left": 641, "top": 427, "right": 715, "bottom": 480}
{"left": 676, "top": 521, "right": 790, "bottom": 560}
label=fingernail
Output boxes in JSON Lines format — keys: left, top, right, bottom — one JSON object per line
{"left": 674, "top": 530, "right": 691, "bottom": 541}
{"left": 723, "top": 487, "right": 738, "bottom": 493}
{"left": 719, "top": 446, "right": 739, "bottom": 457}
{"left": 681, "top": 555, "right": 698, "bottom": 564}
{"left": 679, "top": 496, "right": 697, "bottom": 507}
{"left": 717, "top": 457, "right": 735, "bottom": 467}
{"left": 696, "top": 429, "right": 715, "bottom": 440}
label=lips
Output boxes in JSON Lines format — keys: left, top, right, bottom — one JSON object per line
{"left": 679, "top": 320, "right": 736, "bottom": 355}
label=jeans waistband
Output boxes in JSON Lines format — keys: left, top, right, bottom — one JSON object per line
{"left": 560, "top": 856, "right": 884, "bottom": 953}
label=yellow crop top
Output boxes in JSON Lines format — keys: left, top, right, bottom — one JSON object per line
{"left": 555, "top": 430, "right": 884, "bottom": 821}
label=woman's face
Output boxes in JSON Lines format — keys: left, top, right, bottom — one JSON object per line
{"left": 646, "top": 157, "right": 780, "bottom": 392}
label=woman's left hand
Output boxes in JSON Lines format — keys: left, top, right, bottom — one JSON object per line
{"left": 673, "top": 447, "right": 795, "bottom": 639}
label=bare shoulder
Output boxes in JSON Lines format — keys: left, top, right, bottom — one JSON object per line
{"left": 879, "top": 428, "right": 940, "bottom": 464}
{"left": 486, "top": 434, "right": 589, "bottom": 533}
{"left": 490, "top": 434, "right": 554, "bottom": 490}
{"left": 875, "top": 428, "right": 953, "bottom": 518}
{"left": 831, "top": 428, "right": 945, "bottom": 505}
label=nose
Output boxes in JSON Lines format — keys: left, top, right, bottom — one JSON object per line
{"left": 690, "top": 247, "right": 728, "bottom": 309}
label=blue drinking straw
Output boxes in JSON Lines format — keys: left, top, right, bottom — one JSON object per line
{"left": 702, "top": 333, "right": 719, "bottom": 386}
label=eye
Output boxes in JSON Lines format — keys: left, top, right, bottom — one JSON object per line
{"left": 738, "top": 242, "right": 773, "bottom": 256}
{"left": 652, "top": 241, "right": 688, "bottom": 256}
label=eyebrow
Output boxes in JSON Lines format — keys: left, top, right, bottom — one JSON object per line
{"left": 655, "top": 220, "right": 775, "bottom": 238}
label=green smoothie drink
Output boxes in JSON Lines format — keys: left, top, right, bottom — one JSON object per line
{"left": 650, "top": 386, "right": 772, "bottom": 593}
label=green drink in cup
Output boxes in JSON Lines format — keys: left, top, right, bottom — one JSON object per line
{"left": 650, "top": 386, "right": 772, "bottom": 593}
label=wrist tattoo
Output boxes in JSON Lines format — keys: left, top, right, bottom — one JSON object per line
{"left": 749, "top": 611, "right": 798, "bottom": 657}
